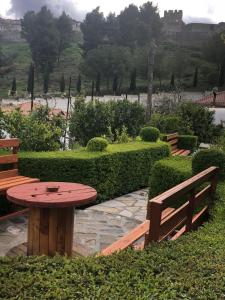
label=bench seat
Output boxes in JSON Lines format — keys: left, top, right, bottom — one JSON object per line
{"left": 165, "top": 133, "right": 190, "bottom": 156}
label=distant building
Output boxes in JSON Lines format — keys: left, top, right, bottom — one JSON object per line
{"left": 162, "top": 10, "right": 225, "bottom": 47}
{"left": 0, "top": 17, "right": 81, "bottom": 42}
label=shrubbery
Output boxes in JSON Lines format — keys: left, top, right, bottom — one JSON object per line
{"left": 19, "top": 141, "right": 170, "bottom": 201}
{"left": 192, "top": 149, "right": 225, "bottom": 179}
{"left": 70, "top": 99, "right": 145, "bottom": 145}
{"left": 149, "top": 156, "right": 192, "bottom": 197}
{"left": 140, "top": 126, "right": 160, "bottom": 142}
{"left": 87, "top": 137, "right": 108, "bottom": 152}
{"left": 177, "top": 135, "right": 198, "bottom": 151}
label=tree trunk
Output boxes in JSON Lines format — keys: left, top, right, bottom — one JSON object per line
{"left": 146, "top": 40, "right": 157, "bottom": 123}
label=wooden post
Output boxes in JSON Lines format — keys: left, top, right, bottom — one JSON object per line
{"left": 145, "top": 201, "right": 162, "bottom": 246}
{"left": 185, "top": 188, "right": 195, "bottom": 232}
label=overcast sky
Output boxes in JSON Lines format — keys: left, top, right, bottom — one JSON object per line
{"left": 0, "top": 0, "right": 224, "bottom": 24}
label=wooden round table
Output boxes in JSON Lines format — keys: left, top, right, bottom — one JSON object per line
{"left": 7, "top": 182, "right": 97, "bottom": 257}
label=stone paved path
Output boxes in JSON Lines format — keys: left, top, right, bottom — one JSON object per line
{"left": 0, "top": 188, "right": 148, "bottom": 257}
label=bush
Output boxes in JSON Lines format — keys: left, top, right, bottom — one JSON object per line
{"left": 140, "top": 127, "right": 160, "bottom": 142}
{"left": 192, "top": 149, "right": 225, "bottom": 179}
{"left": 87, "top": 137, "right": 108, "bottom": 152}
{"left": 149, "top": 156, "right": 192, "bottom": 197}
{"left": 19, "top": 141, "right": 170, "bottom": 202}
{"left": 1, "top": 181, "right": 225, "bottom": 299}
{"left": 177, "top": 135, "right": 198, "bottom": 151}
{"left": 69, "top": 99, "right": 145, "bottom": 145}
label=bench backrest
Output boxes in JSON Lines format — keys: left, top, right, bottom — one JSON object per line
{"left": 0, "top": 138, "right": 20, "bottom": 179}
{"left": 101, "top": 166, "right": 219, "bottom": 255}
{"left": 165, "top": 132, "right": 179, "bottom": 150}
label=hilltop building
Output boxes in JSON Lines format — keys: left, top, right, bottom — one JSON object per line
{"left": 0, "top": 17, "right": 81, "bottom": 42}
{"left": 162, "top": 10, "right": 225, "bottom": 47}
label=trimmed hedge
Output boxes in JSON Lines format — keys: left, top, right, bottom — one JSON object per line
{"left": 19, "top": 141, "right": 170, "bottom": 202}
{"left": 149, "top": 156, "right": 192, "bottom": 198}
{"left": 1, "top": 182, "right": 225, "bottom": 298}
{"left": 87, "top": 137, "right": 108, "bottom": 152}
{"left": 177, "top": 135, "right": 198, "bottom": 151}
{"left": 192, "top": 149, "right": 225, "bottom": 179}
{"left": 140, "top": 126, "right": 160, "bottom": 142}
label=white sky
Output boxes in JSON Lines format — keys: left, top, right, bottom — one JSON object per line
{"left": 0, "top": 0, "right": 225, "bottom": 23}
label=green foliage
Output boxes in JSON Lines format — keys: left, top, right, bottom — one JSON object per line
{"left": 10, "top": 77, "right": 17, "bottom": 96}
{"left": 140, "top": 126, "right": 160, "bottom": 142}
{"left": 149, "top": 156, "right": 192, "bottom": 197}
{"left": 177, "top": 135, "right": 198, "bottom": 151}
{"left": 115, "top": 126, "right": 130, "bottom": 144}
{"left": 129, "top": 68, "right": 136, "bottom": 92}
{"left": 76, "top": 74, "right": 82, "bottom": 94}
{"left": 70, "top": 99, "right": 145, "bottom": 145}
{"left": 87, "top": 137, "right": 108, "bottom": 152}
{"left": 3, "top": 107, "right": 65, "bottom": 151}
{"left": 0, "top": 109, "right": 5, "bottom": 138}
{"left": 178, "top": 102, "right": 222, "bottom": 143}
{"left": 2, "top": 179, "right": 225, "bottom": 299}
{"left": 150, "top": 114, "right": 193, "bottom": 134}
{"left": 192, "top": 149, "right": 225, "bottom": 179}
{"left": 19, "top": 141, "right": 170, "bottom": 201}
{"left": 59, "top": 74, "right": 65, "bottom": 93}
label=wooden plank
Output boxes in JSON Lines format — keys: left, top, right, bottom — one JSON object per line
{"left": 173, "top": 149, "right": 185, "bottom": 156}
{"left": 149, "top": 167, "right": 219, "bottom": 209}
{"left": 0, "top": 177, "right": 39, "bottom": 192}
{"left": 56, "top": 208, "right": 66, "bottom": 255}
{"left": 0, "top": 154, "right": 18, "bottom": 165}
{"left": 101, "top": 220, "right": 150, "bottom": 256}
{"left": 0, "top": 169, "right": 18, "bottom": 179}
{"left": 146, "top": 201, "right": 162, "bottom": 245}
{"left": 64, "top": 207, "right": 74, "bottom": 256}
{"left": 166, "top": 133, "right": 178, "bottom": 141}
{"left": 180, "top": 150, "right": 191, "bottom": 156}
{"left": 169, "top": 138, "right": 178, "bottom": 146}
{"left": 194, "top": 185, "right": 211, "bottom": 208}
{"left": 48, "top": 208, "right": 58, "bottom": 256}
{"left": 39, "top": 208, "right": 49, "bottom": 255}
{"left": 28, "top": 207, "right": 40, "bottom": 255}
{"left": 0, "top": 139, "right": 19, "bottom": 149}
{"left": 185, "top": 189, "right": 196, "bottom": 232}
{"left": 0, "top": 176, "right": 26, "bottom": 185}
{"left": 0, "top": 208, "right": 29, "bottom": 223}
{"left": 159, "top": 202, "right": 188, "bottom": 240}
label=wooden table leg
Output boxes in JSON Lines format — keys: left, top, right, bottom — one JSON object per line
{"left": 27, "top": 207, "right": 74, "bottom": 256}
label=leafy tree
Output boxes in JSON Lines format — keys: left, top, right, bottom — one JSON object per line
{"left": 130, "top": 69, "right": 137, "bottom": 92}
{"left": 60, "top": 74, "right": 65, "bottom": 93}
{"left": 11, "top": 77, "right": 17, "bottom": 96}
{"left": 112, "top": 74, "right": 118, "bottom": 94}
{"left": 205, "top": 32, "right": 225, "bottom": 87}
{"left": 56, "top": 12, "right": 74, "bottom": 63}
{"left": 105, "top": 13, "right": 120, "bottom": 45}
{"left": 76, "top": 74, "right": 82, "bottom": 94}
{"left": 81, "top": 7, "right": 106, "bottom": 52}
{"left": 96, "top": 72, "right": 101, "bottom": 94}
{"left": 21, "top": 6, "right": 59, "bottom": 73}
{"left": 170, "top": 74, "right": 175, "bottom": 88}
{"left": 193, "top": 67, "right": 198, "bottom": 88}
{"left": 0, "top": 36, "right": 15, "bottom": 76}
{"left": 43, "top": 68, "right": 50, "bottom": 94}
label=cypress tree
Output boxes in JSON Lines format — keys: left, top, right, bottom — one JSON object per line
{"left": 130, "top": 69, "right": 137, "bottom": 92}
{"left": 96, "top": 72, "right": 101, "bottom": 95}
{"left": 193, "top": 67, "right": 198, "bottom": 88}
{"left": 76, "top": 74, "right": 81, "bottom": 94}
{"left": 11, "top": 77, "right": 17, "bottom": 96}
{"left": 27, "top": 63, "right": 34, "bottom": 94}
{"left": 112, "top": 74, "right": 118, "bottom": 95}
{"left": 60, "top": 74, "right": 65, "bottom": 93}
{"left": 170, "top": 73, "right": 175, "bottom": 88}
{"left": 43, "top": 67, "right": 50, "bottom": 94}
{"left": 91, "top": 80, "right": 94, "bottom": 101}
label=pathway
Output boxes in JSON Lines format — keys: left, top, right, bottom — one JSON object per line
{"left": 0, "top": 189, "right": 148, "bottom": 257}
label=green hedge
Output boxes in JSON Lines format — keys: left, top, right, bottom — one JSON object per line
{"left": 1, "top": 182, "right": 225, "bottom": 299}
{"left": 192, "top": 149, "right": 225, "bottom": 179}
{"left": 177, "top": 135, "right": 198, "bottom": 151}
{"left": 19, "top": 141, "right": 170, "bottom": 202}
{"left": 149, "top": 156, "right": 192, "bottom": 198}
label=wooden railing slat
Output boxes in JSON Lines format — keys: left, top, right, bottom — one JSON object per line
{"left": 0, "top": 139, "right": 19, "bottom": 149}
{"left": 0, "top": 154, "right": 18, "bottom": 165}
{"left": 0, "top": 169, "right": 19, "bottom": 179}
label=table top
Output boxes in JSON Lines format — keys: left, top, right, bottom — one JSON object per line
{"left": 7, "top": 182, "right": 97, "bottom": 208}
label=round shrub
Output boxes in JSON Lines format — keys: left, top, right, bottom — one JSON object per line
{"left": 140, "top": 126, "right": 160, "bottom": 142}
{"left": 192, "top": 149, "right": 225, "bottom": 179}
{"left": 87, "top": 137, "right": 108, "bottom": 152}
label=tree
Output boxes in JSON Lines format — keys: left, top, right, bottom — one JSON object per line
{"left": 112, "top": 74, "right": 118, "bottom": 94}
{"left": 193, "top": 67, "right": 198, "bottom": 88}
{"left": 76, "top": 74, "right": 82, "bottom": 94}
{"left": 56, "top": 12, "right": 74, "bottom": 63}
{"left": 60, "top": 74, "right": 65, "bottom": 93}
{"left": 11, "top": 77, "right": 17, "bottom": 96}
{"left": 21, "top": 6, "right": 59, "bottom": 73}
{"left": 27, "top": 63, "right": 34, "bottom": 94}
{"left": 43, "top": 67, "right": 50, "bottom": 94}
{"left": 81, "top": 7, "right": 106, "bottom": 52}
{"left": 205, "top": 32, "right": 225, "bottom": 87}
{"left": 170, "top": 73, "right": 175, "bottom": 88}
{"left": 96, "top": 72, "right": 101, "bottom": 94}
{"left": 130, "top": 69, "right": 137, "bottom": 92}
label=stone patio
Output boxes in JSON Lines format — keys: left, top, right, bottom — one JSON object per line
{"left": 0, "top": 188, "right": 148, "bottom": 257}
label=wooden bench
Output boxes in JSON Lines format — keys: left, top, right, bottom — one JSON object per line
{"left": 101, "top": 166, "right": 218, "bottom": 256}
{"left": 0, "top": 138, "right": 39, "bottom": 221}
{"left": 165, "top": 133, "right": 191, "bottom": 156}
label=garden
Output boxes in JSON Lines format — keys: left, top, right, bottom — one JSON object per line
{"left": 1, "top": 98, "right": 225, "bottom": 299}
